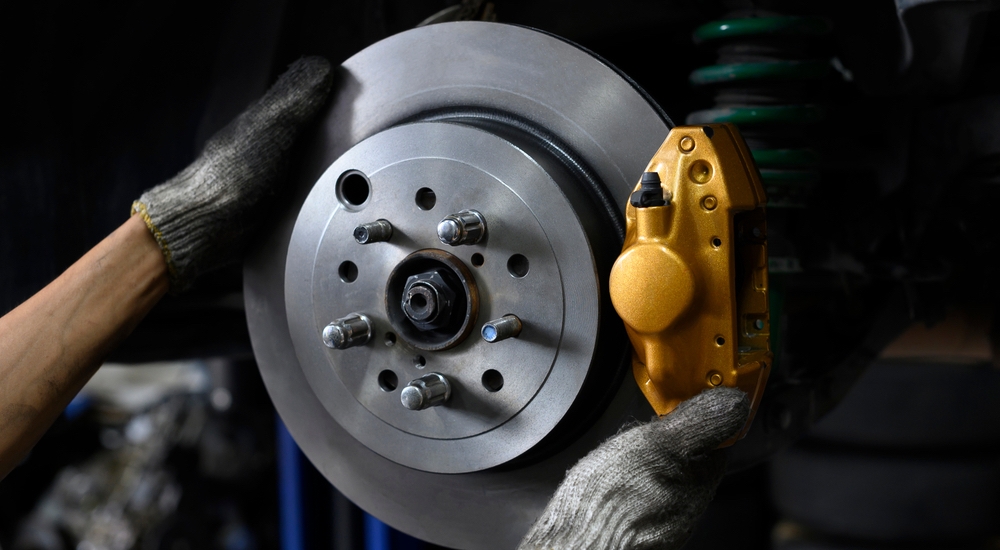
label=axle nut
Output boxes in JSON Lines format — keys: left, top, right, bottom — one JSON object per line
{"left": 401, "top": 270, "right": 458, "bottom": 330}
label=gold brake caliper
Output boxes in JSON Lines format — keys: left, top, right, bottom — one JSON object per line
{"left": 609, "top": 123, "right": 770, "bottom": 441}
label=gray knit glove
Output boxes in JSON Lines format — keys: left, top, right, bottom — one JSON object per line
{"left": 132, "top": 57, "right": 333, "bottom": 291}
{"left": 519, "top": 387, "right": 750, "bottom": 550}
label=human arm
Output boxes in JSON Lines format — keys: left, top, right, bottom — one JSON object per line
{"left": 0, "top": 56, "right": 332, "bottom": 479}
{"left": 0, "top": 215, "right": 169, "bottom": 477}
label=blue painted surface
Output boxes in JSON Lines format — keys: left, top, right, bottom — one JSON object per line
{"left": 276, "top": 417, "right": 304, "bottom": 550}
{"left": 364, "top": 513, "right": 391, "bottom": 550}
{"left": 64, "top": 394, "right": 91, "bottom": 421}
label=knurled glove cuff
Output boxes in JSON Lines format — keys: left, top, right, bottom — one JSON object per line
{"left": 518, "top": 387, "right": 750, "bottom": 550}
{"left": 132, "top": 56, "right": 333, "bottom": 291}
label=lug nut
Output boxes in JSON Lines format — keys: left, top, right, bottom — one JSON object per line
{"left": 354, "top": 219, "right": 393, "bottom": 244}
{"left": 481, "top": 315, "right": 522, "bottom": 342}
{"left": 322, "top": 313, "right": 373, "bottom": 349}
{"left": 400, "top": 373, "right": 451, "bottom": 410}
{"left": 437, "top": 210, "right": 487, "bottom": 246}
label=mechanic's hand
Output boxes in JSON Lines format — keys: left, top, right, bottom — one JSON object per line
{"left": 132, "top": 57, "right": 333, "bottom": 291}
{"left": 518, "top": 387, "right": 750, "bottom": 550}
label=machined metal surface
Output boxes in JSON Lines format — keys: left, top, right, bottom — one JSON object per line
{"left": 244, "top": 22, "right": 671, "bottom": 549}
{"left": 284, "top": 122, "right": 603, "bottom": 470}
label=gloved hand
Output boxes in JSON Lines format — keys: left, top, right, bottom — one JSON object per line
{"left": 132, "top": 57, "right": 333, "bottom": 291}
{"left": 518, "top": 387, "right": 750, "bottom": 550}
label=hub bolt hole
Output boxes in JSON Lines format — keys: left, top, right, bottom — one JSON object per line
{"left": 339, "top": 261, "right": 358, "bottom": 283}
{"left": 415, "top": 188, "right": 437, "bottom": 210}
{"left": 507, "top": 254, "right": 529, "bottom": 278}
{"left": 378, "top": 370, "right": 398, "bottom": 392}
{"left": 338, "top": 170, "right": 371, "bottom": 208}
{"left": 482, "top": 369, "right": 504, "bottom": 392}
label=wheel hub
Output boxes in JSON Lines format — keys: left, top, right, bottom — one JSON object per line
{"left": 284, "top": 121, "right": 604, "bottom": 472}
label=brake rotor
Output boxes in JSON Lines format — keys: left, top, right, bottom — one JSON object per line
{"left": 245, "top": 21, "right": 671, "bottom": 548}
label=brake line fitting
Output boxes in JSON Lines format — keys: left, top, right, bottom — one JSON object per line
{"left": 610, "top": 123, "right": 771, "bottom": 441}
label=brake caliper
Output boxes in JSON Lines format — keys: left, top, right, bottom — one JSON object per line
{"left": 609, "top": 123, "right": 770, "bottom": 441}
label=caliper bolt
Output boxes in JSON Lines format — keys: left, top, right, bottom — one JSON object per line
{"left": 400, "top": 373, "right": 451, "bottom": 410}
{"left": 354, "top": 219, "right": 393, "bottom": 244}
{"left": 322, "top": 313, "right": 373, "bottom": 349}
{"left": 437, "top": 210, "right": 487, "bottom": 246}
{"left": 401, "top": 270, "right": 458, "bottom": 330}
{"left": 481, "top": 315, "right": 522, "bottom": 343}
{"left": 629, "top": 171, "right": 671, "bottom": 208}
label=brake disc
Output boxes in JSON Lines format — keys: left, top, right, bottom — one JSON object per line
{"left": 245, "top": 21, "right": 671, "bottom": 548}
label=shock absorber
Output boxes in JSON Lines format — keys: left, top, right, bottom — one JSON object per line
{"left": 687, "top": 13, "right": 832, "bottom": 212}
{"left": 687, "top": 12, "right": 833, "bottom": 376}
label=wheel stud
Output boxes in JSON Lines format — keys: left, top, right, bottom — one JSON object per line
{"left": 354, "top": 219, "right": 393, "bottom": 244}
{"left": 482, "top": 315, "right": 522, "bottom": 342}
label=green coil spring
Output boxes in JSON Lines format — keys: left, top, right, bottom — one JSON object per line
{"left": 687, "top": 14, "right": 833, "bottom": 209}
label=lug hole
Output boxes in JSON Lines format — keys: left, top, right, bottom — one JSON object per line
{"left": 482, "top": 369, "right": 504, "bottom": 392}
{"left": 471, "top": 253, "right": 484, "bottom": 267}
{"left": 378, "top": 370, "right": 398, "bottom": 392}
{"left": 507, "top": 254, "right": 529, "bottom": 278}
{"left": 413, "top": 355, "right": 426, "bottom": 368}
{"left": 338, "top": 261, "right": 358, "bottom": 283}
{"left": 337, "top": 170, "right": 371, "bottom": 209}
{"left": 415, "top": 188, "right": 437, "bottom": 210}
{"left": 384, "top": 332, "right": 396, "bottom": 346}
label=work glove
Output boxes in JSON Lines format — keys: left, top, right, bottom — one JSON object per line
{"left": 519, "top": 387, "right": 750, "bottom": 550}
{"left": 132, "top": 57, "right": 333, "bottom": 291}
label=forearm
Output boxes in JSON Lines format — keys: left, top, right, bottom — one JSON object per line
{"left": 0, "top": 215, "right": 169, "bottom": 477}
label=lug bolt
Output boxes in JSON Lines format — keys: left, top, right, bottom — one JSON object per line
{"left": 437, "top": 210, "right": 487, "bottom": 246}
{"left": 400, "top": 373, "right": 451, "bottom": 410}
{"left": 481, "top": 315, "right": 522, "bottom": 342}
{"left": 354, "top": 219, "right": 393, "bottom": 244}
{"left": 322, "top": 313, "right": 373, "bottom": 349}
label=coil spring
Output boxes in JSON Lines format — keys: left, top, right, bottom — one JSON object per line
{"left": 687, "top": 14, "right": 832, "bottom": 209}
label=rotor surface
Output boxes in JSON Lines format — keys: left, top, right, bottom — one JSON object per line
{"left": 245, "top": 22, "right": 671, "bottom": 549}
{"left": 284, "top": 122, "right": 603, "bottom": 472}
